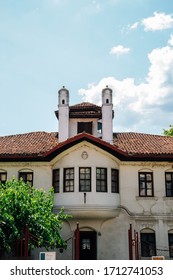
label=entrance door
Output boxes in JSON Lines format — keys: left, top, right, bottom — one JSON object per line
{"left": 80, "top": 231, "right": 97, "bottom": 260}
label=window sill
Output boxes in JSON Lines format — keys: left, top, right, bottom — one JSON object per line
{"left": 163, "top": 196, "right": 173, "bottom": 200}
{"left": 136, "top": 196, "right": 158, "bottom": 201}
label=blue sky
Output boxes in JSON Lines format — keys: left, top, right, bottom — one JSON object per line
{"left": 1, "top": 0, "right": 173, "bottom": 136}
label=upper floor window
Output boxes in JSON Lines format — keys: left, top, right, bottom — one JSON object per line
{"left": 111, "top": 169, "right": 119, "bottom": 193}
{"left": 79, "top": 167, "right": 91, "bottom": 192}
{"left": 140, "top": 231, "right": 156, "bottom": 257}
{"left": 165, "top": 172, "right": 173, "bottom": 197}
{"left": 52, "top": 169, "right": 60, "bottom": 193}
{"left": 78, "top": 122, "right": 92, "bottom": 134}
{"left": 19, "top": 171, "right": 33, "bottom": 186}
{"left": 64, "top": 168, "right": 74, "bottom": 192}
{"left": 96, "top": 168, "right": 107, "bottom": 192}
{"left": 139, "top": 172, "right": 153, "bottom": 197}
{"left": 0, "top": 171, "right": 7, "bottom": 185}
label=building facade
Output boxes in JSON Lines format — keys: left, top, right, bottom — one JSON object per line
{"left": 0, "top": 86, "right": 173, "bottom": 259}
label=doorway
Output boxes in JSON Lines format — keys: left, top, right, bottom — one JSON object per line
{"left": 79, "top": 231, "right": 97, "bottom": 260}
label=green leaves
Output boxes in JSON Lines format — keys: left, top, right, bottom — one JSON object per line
{"left": 163, "top": 125, "right": 173, "bottom": 136}
{"left": 0, "top": 179, "right": 71, "bottom": 255}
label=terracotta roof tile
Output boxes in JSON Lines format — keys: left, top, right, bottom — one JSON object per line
{"left": 0, "top": 131, "right": 173, "bottom": 160}
{"left": 0, "top": 132, "right": 58, "bottom": 156}
{"left": 55, "top": 102, "right": 102, "bottom": 119}
{"left": 113, "top": 132, "right": 173, "bottom": 156}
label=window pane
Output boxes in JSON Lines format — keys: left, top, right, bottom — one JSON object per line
{"left": 166, "top": 173, "right": 171, "bottom": 181}
{"left": 140, "top": 187, "right": 145, "bottom": 196}
{"left": 27, "top": 174, "right": 33, "bottom": 181}
{"left": 147, "top": 188, "right": 152, "bottom": 196}
{"left": 146, "top": 174, "right": 152, "bottom": 181}
{"left": 140, "top": 174, "right": 145, "bottom": 180}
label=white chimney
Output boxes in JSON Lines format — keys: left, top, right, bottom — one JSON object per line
{"left": 102, "top": 86, "right": 113, "bottom": 143}
{"left": 58, "top": 86, "right": 69, "bottom": 142}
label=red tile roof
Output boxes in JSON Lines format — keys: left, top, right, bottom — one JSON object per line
{"left": 69, "top": 102, "right": 102, "bottom": 118}
{"left": 55, "top": 102, "right": 102, "bottom": 119}
{"left": 0, "top": 132, "right": 58, "bottom": 157}
{"left": 113, "top": 132, "right": 173, "bottom": 156}
{"left": 0, "top": 131, "right": 173, "bottom": 161}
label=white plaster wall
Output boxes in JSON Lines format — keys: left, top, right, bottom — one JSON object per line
{"left": 98, "top": 213, "right": 130, "bottom": 259}
{"left": 1, "top": 156, "right": 173, "bottom": 259}
{"left": 52, "top": 142, "right": 120, "bottom": 208}
{"left": 0, "top": 163, "right": 52, "bottom": 191}
{"left": 120, "top": 162, "right": 173, "bottom": 215}
{"left": 102, "top": 105, "right": 113, "bottom": 143}
{"left": 58, "top": 106, "right": 69, "bottom": 142}
{"left": 69, "top": 118, "right": 99, "bottom": 137}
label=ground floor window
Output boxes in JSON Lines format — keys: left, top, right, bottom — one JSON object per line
{"left": 140, "top": 232, "right": 156, "bottom": 257}
{"left": 0, "top": 171, "right": 7, "bottom": 185}
{"left": 19, "top": 172, "right": 33, "bottom": 186}
{"left": 168, "top": 233, "right": 173, "bottom": 258}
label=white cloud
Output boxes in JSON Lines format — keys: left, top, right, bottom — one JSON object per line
{"left": 79, "top": 41, "right": 173, "bottom": 134}
{"left": 129, "top": 22, "right": 139, "bottom": 30}
{"left": 168, "top": 34, "right": 173, "bottom": 46}
{"left": 127, "top": 12, "right": 173, "bottom": 33}
{"left": 110, "top": 45, "right": 130, "bottom": 56}
{"left": 142, "top": 12, "right": 173, "bottom": 31}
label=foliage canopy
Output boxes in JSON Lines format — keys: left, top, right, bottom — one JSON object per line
{"left": 0, "top": 179, "right": 71, "bottom": 255}
{"left": 163, "top": 125, "right": 173, "bottom": 136}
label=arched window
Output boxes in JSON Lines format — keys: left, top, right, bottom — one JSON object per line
{"left": 140, "top": 228, "right": 156, "bottom": 257}
{"left": 168, "top": 229, "right": 173, "bottom": 258}
{"left": 0, "top": 169, "right": 7, "bottom": 185}
{"left": 19, "top": 169, "right": 33, "bottom": 186}
{"left": 106, "top": 98, "right": 109, "bottom": 104}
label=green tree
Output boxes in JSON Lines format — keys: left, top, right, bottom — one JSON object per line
{"left": 163, "top": 125, "right": 173, "bottom": 136}
{"left": 0, "top": 179, "right": 71, "bottom": 256}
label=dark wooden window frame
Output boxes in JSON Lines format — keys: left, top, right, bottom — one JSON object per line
{"left": 96, "top": 167, "right": 107, "bottom": 192}
{"left": 52, "top": 169, "right": 60, "bottom": 193}
{"left": 63, "top": 168, "right": 74, "bottom": 192}
{"left": 79, "top": 167, "right": 91, "bottom": 192}
{"left": 111, "top": 169, "right": 119, "bottom": 193}
{"left": 165, "top": 172, "right": 173, "bottom": 197}
{"left": 140, "top": 232, "right": 156, "bottom": 257}
{"left": 168, "top": 233, "right": 173, "bottom": 258}
{"left": 139, "top": 172, "right": 154, "bottom": 197}
{"left": 19, "top": 172, "right": 33, "bottom": 186}
{"left": 0, "top": 171, "right": 7, "bottom": 185}
{"left": 77, "top": 122, "right": 92, "bottom": 134}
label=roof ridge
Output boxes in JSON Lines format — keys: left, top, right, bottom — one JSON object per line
{"left": 70, "top": 102, "right": 101, "bottom": 108}
{"left": 0, "top": 131, "right": 54, "bottom": 138}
